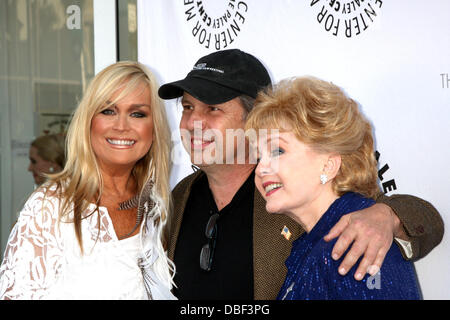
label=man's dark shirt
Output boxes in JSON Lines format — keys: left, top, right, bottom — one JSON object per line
{"left": 173, "top": 171, "right": 255, "bottom": 299}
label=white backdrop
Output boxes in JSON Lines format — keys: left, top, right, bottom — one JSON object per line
{"left": 138, "top": 0, "right": 450, "bottom": 299}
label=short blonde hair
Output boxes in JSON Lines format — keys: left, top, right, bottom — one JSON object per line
{"left": 245, "top": 76, "right": 379, "bottom": 199}
{"left": 31, "top": 133, "right": 66, "bottom": 168}
{"left": 50, "top": 61, "right": 172, "bottom": 250}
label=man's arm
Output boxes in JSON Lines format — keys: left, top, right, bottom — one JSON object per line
{"left": 376, "top": 193, "right": 444, "bottom": 259}
{"left": 324, "top": 193, "right": 444, "bottom": 280}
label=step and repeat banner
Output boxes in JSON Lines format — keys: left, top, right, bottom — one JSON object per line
{"left": 138, "top": 0, "right": 450, "bottom": 299}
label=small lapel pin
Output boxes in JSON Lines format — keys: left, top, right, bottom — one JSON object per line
{"left": 281, "top": 225, "right": 292, "bottom": 240}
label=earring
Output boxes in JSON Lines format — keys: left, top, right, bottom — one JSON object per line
{"left": 49, "top": 167, "right": 54, "bottom": 173}
{"left": 320, "top": 174, "right": 328, "bottom": 185}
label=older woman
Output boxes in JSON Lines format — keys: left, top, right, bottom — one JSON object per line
{"left": 0, "top": 61, "right": 175, "bottom": 300}
{"left": 245, "top": 76, "right": 422, "bottom": 299}
{"left": 28, "top": 133, "right": 66, "bottom": 186}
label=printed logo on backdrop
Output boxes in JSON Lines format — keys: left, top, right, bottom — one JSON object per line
{"left": 441, "top": 73, "right": 450, "bottom": 88}
{"left": 375, "top": 151, "right": 397, "bottom": 194}
{"left": 184, "top": 0, "right": 248, "bottom": 50}
{"left": 310, "top": 0, "right": 383, "bottom": 38}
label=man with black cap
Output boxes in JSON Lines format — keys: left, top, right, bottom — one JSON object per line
{"left": 158, "top": 49, "right": 443, "bottom": 300}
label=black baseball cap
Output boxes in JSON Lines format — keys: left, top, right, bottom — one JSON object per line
{"left": 158, "top": 49, "right": 271, "bottom": 105}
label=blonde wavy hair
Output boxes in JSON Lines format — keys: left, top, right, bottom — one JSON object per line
{"left": 48, "top": 61, "right": 172, "bottom": 251}
{"left": 245, "top": 76, "right": 380, "bottom": 199}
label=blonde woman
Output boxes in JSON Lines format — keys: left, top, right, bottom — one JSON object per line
{"left": 246, "top": 76, "right": 422, "bottom": 299}
{"left": 28, "top": 133, "right": 66, "bottom": 186}
{"left": 0, "top": 61, "right": 176, "bottom": 300}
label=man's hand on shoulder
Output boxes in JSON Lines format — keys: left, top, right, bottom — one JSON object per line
{"left": 323, "top": 203, "right": 403, "bottom": 280}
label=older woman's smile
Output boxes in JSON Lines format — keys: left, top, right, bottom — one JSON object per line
{"left": 262, "top": 181, "right": 283, "bottom": 196}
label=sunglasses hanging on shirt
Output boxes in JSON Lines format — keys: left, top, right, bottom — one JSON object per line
{"left": 200, "top": 212, "right": 220, "bottom": 271}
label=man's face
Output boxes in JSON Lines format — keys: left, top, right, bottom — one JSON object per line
{"left": 179, "top": 92, "right": 248, "bottom": 168}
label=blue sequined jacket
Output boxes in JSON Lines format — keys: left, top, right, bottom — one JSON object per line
{"left": 277, "top": 192, "right": 422, "bottom": 300}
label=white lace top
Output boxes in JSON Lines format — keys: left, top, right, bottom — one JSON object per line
{"left": 0, "top": 186, "right": 176, "bottom": 300}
